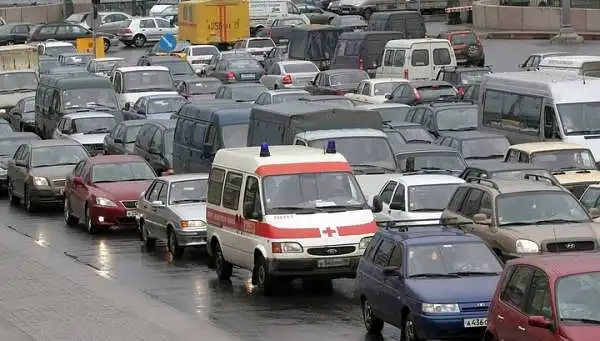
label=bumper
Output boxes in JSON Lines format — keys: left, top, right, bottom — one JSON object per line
{"left": 118, "top": 35, "right": 134, "bottom": 43}
{"left": 91, "top": 205, "right": 137, "bottom": 228}
{"left": 267, "top": 256, "right": 361, "bottom": 279}
{"left": 412, "top": 312, "right": 488, "bottom": 340}
{"left": 29, "top": 186, "right": 64, "bottom": 205}
{"left": 176, "top": 229, "right": 208, "bottom": 247}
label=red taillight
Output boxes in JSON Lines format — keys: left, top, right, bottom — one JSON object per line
{"left": 282, "top": 73, "right": 292, "bottom": 84}
{"left": 358, "top": 57, "right": 364, "bottom": 70}
{"left": 457, "top": 87, "right": 465, "bottom": 95}
{"left": 161, "top": 168, "right": 174, "bottom": 176}
{"left": 226, "top": 71, "right": 235, "bottom": 80}
{"left": 403, "top": 69, "right": 409, "bottom": 79}
{"left": 119, "top": 27, "right": 133, "bottom": 34}
{"left": 413, "top": 88, "right": 421, "bottom": 101}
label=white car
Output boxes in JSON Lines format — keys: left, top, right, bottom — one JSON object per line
{"left": 345, "top": 78, "right": 408, "bottom": 104}
{"left": 111, "top": 66, "right": 178, "bottom": 109}
{"left": 375, "top": 174, "right": 465, "bottom": 224}
{"left": 233, "top": 37, "right": 276, "bottom": 62}
{"left": 33, "top": 41, "right": 76, "bottom": 57}
{"left": 52, "top": 112, "right": 116, "bottom": 156}
{"left": 260, "top": 60, "right": 319, "bottom": 90}
{"left": 85, "top": 57, "right": 126, "bottom": 77}
{"left": 181, "top": 45, "right": 219, "bottom": 74}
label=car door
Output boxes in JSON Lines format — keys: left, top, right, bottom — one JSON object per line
{"left": 146, "top": 127, "right": 162, "bottom": 173}
{"left": 521, "top": 269, "right": 554, "bottom": 341}
{"left": 7, "top": 145, "right": 24, "bottom": 196}
{"left": 11, "top": 24, "right": 30, "bottom": 43}
{"left": 378, "top": 181, "right": 397, "bottom": 220}
{"left": 66, "top": 160, "right": 86, "bottom": 218}
{"left": 72, "top": 161, "right": 93, "bottom": 218}
{"left": 13, "top": 145, "right": 30, "bottom": 197}
{"left": 409, "top": 43, "right": 431, "bottom": 80}
{"left": 54, "top": 24, "right": 74, "bottom": 41}
{"left": 369, "top": 237, "right": 395, "bottom": 322}
{"left": 381, "top": 243, "right": 405, "bottom": 325}
{"left": 240, "top": 175, "right": 264, "bottom": 269}
{"left": 141, "top": 181, "right": 164, "bottom": 237}
{"left": 494, "top": 265, "right": 535, "bottom": 341}
{"left": 456, "top": 188, "right": 484, "bottom": 229}
{"left": 139, "top": 19, "right": 158, "bottom": 41}
{"left": 152, "top": 182, "right": 170, "bottom": 241}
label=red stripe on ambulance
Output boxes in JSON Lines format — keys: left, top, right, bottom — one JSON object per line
{"left": 255, "top": 162, "right": 352, "bottom": 177}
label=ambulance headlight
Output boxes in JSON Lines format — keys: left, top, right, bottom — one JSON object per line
{"left": 359, "top": 237, "right": 372, "bottom": 249}
{"left": 272, "top": 242, "right": 303, "bottom": 253}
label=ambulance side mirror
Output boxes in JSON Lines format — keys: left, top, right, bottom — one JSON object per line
{"left": 244, "top": 202, "right": 263, "bottom": 221}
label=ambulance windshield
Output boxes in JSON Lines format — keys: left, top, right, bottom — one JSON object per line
{"left": 262, "top": 172, "right": 368, "bottom": 213}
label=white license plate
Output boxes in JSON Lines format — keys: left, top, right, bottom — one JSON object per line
{"left": 126, "top": 210, "right": 136, "bottom": 217}
{"left": 317, "top": 258, "right": 350, "bottom": 268}
{"left": 464, "top": 318, "right": 487, "bottom": 328}
{"left": 241, "top": 74, "right": 256, "bottom": 80}
{"left": 279, "top": 39, "right": 289, "bottom": 42}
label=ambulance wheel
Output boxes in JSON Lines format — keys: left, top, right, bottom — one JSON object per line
{"left": 253, "top": 255, "right": 277, "bottom": 295}
{"left": 214, "top": 242, "right": 232, "bottom": 280}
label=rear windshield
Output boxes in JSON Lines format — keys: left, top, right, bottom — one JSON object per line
{"left": 191, "top": 46, "right": 218, "bottom": 56}
{"left": 289, "top": 29, "right": 342, "bottom": 60}
{"left": 228, "top": 59, "right": 262, "bottom": 69}
{"left": 417, "top": 86, "right": 458, "bottom": 101}
{"left": 330, "top": 72, "right": 368, "bottom": 87}
{"left": 248, "top": 39, "right": 275, "bottom": 48}
{"left": 282, "top": 63, "right": 318, "bottom": 73}
{"left": 460, "top": 70, "right": 491, "bottom": 84}
{"left": 451, "top": 33, "right": 477, "bottom": 45}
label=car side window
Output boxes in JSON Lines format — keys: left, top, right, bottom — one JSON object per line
{"left": 506, "top": 149, "right": 519, "bottom": 162}
{"left": 207, "top": 167, "right": 226, "bottom": 205}
{"left": 391, "top": 184, "right": 405, "bottom": 210}
{"left": 383, "top": 50, "right": 394, "bottom": 66}
{"left": 519, "top": 152, "right": 530, "bottom": 163}
{"left": 222, "top": 171, "right": 243, "bottom": 210}
{"left": 115, "top": 125, "right": 126, "bottom": 141}
{"left": 149, "top": 129, "right": 162, "bottom": 150}
{"left": 362, "top": 235, "right": 380, "bottom": 261}
{"left": 72, "top": 160, "right": 86, "bottom": 176}
{"left": 155, "top": 18, "right": 171, "bottom": 28}
{"left": 140, "top": 19, "right": 156, "bottom": 28}
{"left": 147, "top": 182, "right": 163, "bottom": 201}
{"left": 479, "top": 192, "right": 493, "bottom": 217}
{"left": 373, "top": 238, "right": 394, "bottom": 268}
{"left": 411, "top": 49, "right": 429, "bottom": 66}
{"left": 361, "top": 83, "right": 370, "bottom": 96}
{"left": 379, "top": 181, "right": 397, "bottom": 204}
{"left": 21, "top": 147, "right": 30, "bottom": 165}
{"left": 243, "top": 176, "right": 262, "bottom": 219}
{"left": 524, "top": 270, "right": 552, "bottom": 319}
{"left": 459, "top": 188, "right": 483, "bottom": 218}
{"left": 501, "top": 265, "right": 534, "bottom": 311}
{"left": 157, "top": 182, "right": 168, "bottom": 203}
{"left": 13, "top": 145, "right": 24, "bottom": 160}
{"left": 388, "top": 244, "right": 403, "bottom": 267}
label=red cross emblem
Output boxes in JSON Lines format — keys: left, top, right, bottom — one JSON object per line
{"left": 322, "top": 227, "right": 338, "bottom": 237}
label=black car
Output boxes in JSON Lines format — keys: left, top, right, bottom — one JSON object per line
{"left": 383, "top": 121, "right": 436, "bottom": 145}
{"left": 435, "top": 66, "right": 492, "bottom": 96}
{"left": 8, "top": 96, "right": 35, "bottom": 132}
{"left": 38, "top": 56, "right": 61, "bottom": 74}
{"left": 437, "top": 130, "right": 510, "bottom": 164}
{"left": 205, "top": 50, "right": 253, "bottom": 75}
{"left": 214, "top": 83, "right": 267, "bottom": 102}
{"left": 386, "top": 80, "right": 459, "bottom": 105}
{"left": 329, "top": 15, "right": 367, "bottom": 30}
{"left": 0, "top": 132, "right": 40, "bottom": 191}
{"left": 133, "top": 119, "right": 176, "bottom": 175}
{"left": 404, "top": 101, "right": 479, "bottom": 138}
{"left": 394, "top": 143, "right": 468, "bottom": 175}
{"left": 136, "top": 55, "right": 198, "bottom": 81}
{"left": 103, "top": 120, "right": 147, "bottom": 155}
{"left": 459, "top": 161, "right": 557, "bottom": 182}
{"left": 262, "top": 45, "right": 288, "bottom": 71}
{"left": 29, "top": 22, "right": 113, "bottom": 52}
{"left": 305, "top": 69, "right": 369, "bottom": 95}
{"left": 176, "top": 77, "right": 221, "bottom": 100}
{"left": 0, "top": 23, "right": 33, "bottom": 45}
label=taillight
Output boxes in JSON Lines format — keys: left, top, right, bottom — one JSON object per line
{"left": 413, "top": 88, "right": 421, "bottom": 101}
{"left": 457, "top": 87, "right": 465, "bottom": 95}
{"left": 119, "top": 27, "right": 133, "bottom": 34}
{"left": 403, "top": 69, "right": 409, "bottom": 79}
{"left": 226, "top": 71, "right": 235, "bottom": 80}
{"left": 282, "top": 73, "right": 292, "bottom": 84}
{"left": 161, "top": 168, "right": 174, "bottom": 176}
{"left": 358, "top": 57, "right": 364, "bottom": 70}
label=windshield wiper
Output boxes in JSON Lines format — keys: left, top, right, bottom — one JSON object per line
{"left": 445, "top": 127, "right": 477, "bottom": 132}
{"left": 34, "top": 162, "right": 77, "bottom": 168}
{"left": 407, "top": 273, "right": 460, "bottom": 278}
{"left": 448, "top": 271, "right": 501, "bottom": 276}
{"left": 314, "top": 204, "right": 366, "bottom": 211}
{"left": 171, "top": 199, "right": 206, "bottom": 204}
{"left": 467, "top": 155, "right": 504, "bottom": 160}
{"left": 85, "top": 128, "right": 111, "bottom": 134}
{"left": 410, "top": 208, "right": 442, "bottom": 212}
{"left": 352, "top": 164, "right": 396, "bottom": 173}
{"left": 269, "top": 206, "right": 319, "bottom": 214}
{"left": 406, "top": 139, "right": 433, "bottom": 144}
{"left": 561, "top": 318, "right": 600, "bottom": 324}
{"left": 567, "top": 130, "right": 600, "bottom": 135}
{"left": 533, "top": 219, "right": 586, "bottom": 224}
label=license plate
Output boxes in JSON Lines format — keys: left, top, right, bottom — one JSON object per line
{"left": 126, "top": 210, "right": 136, "bottom": 217}
{"left": 341, "top": 10, "right": 349, "bottom": 13}
{"left": 317, "top": 258, "right": 350, "bottom": 268}
{"left": 464, "top": 318, "right": 487, "bottom": 328}
{"left": 56, "top": 188, "right": 64, "bottom": 195}
{"left": 241, "top": 74, "right": 256, "bottom": 80}
{"left": 279, "top": 39, "right": 289, "bottom": 42}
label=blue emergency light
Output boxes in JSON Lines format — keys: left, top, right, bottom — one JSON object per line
{"left": 260, "top": 143, "right": 270, "bottom": 157}
{"left": 325, "top": 140, "right": 336, "bottom": 154}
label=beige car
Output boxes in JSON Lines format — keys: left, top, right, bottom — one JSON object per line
{"left": 440, "top": 176, "right": 600, "bottom": 261}
{"left": 504, "top": 142, "right": 600, "bottom": 198}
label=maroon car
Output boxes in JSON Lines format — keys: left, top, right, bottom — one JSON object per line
{"left": 63, "top": 154, "right": 155, "bottom": 234}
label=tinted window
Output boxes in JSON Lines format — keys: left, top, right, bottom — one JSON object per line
{"left": 222, "top": 172, "right": 243, "bottom": 210}
{"left": 482, "top": 90, "right": 542, "bottom": 135}
{"left": 373, "top": 239, "right": 394, "bottom": 267}
{"left": 282, "top": 63, "right": 319, "bottom": 73}
{"left": 436, "top": 107, "right": 478, "bottom": 130}
{"left": 411, "top": 49, "right": 429, "bottom": 66}
{"left": 231, "top": 86, "right": 265, "bottom": 102}
{"left": 207, "top": 167, "right": 226, "bottom": 205}
{"left": 417, "top": 86, "right": 458, "bottom": 102}
{"left": 157, "top": 61, "right": 194, "bottom": 75}
{"left": 397, "top": 152, "right": 466, "bottom": 173}
{"left": 501, "top": 266, "right": 534, "bottom": 309}
{"left": 461, "top": 137, "right": 510, "bottom": 159}
{"left": 395, "top": 126, "right": 435, "bottom": 143}
{"left": 248, "top": 39, "right": 275, "bottom": 48}
{"left": 451, "top": 32, "right": 477, "bottom": 45}
{"left": 191, "top": 46, "right": 218, "bottom": 56}
{"left": 376, "top": 106, "right": 411, "bottom": 122}
{"left": 448, "top": 186, "right": 468, "bottom": 211}
{"left": 433, "top": 48, "right": 451, "bottom": 65}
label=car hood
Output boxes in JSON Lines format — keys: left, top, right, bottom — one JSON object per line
{"left": 0, "top": 91, "right": 36, "bottom": 108}
{"left": 553, "top": 170, "right": 600, "bottom": 185}
{"left": 30, "top": 164, "right": 77, "bottom": 179}
{"left": 93, "top": 180, "right": 153, "bottom": 201}
{"left": 407, "top": 276, "right": 499, "bottom": 303}
{"left": 560, "top": 325, "right": 600, "bottom": 341}
{"left": 67, "top": 133, "right": 108, "bottom": 144}
{"left": 170, "top": 202, "right": 207, "bottom": 220}
{"left": 500, "top": 223, "right": 599, "bottom": 242}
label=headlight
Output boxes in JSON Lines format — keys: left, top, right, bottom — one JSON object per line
{"left": 33, "top": 176, "right": 48, "bottom": 186}
{"left": 272, "top": 242, "right": 303, "bottom": 253}
{"left": 0, "top": 109, "right": 5, "bottom": 114}
{"left": 516, "top": 239, "right": 539, "bottom": 253}
{"left": 180, "top": 220, "right": 206, "bottom": 228}
{"left": 0, "top": 168, "right": 6, "bottom": 176}
{"left": 422, "top": 303, "right": 460, "bottom": 313}
{"left": 95, "top": 197, "right": 117, "bottom": 207}
{"left": 359, "top": 236, "right": 372, "bottom": 249}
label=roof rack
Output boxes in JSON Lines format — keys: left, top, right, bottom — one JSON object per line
{"left": 467, "top": 177, "right": 500, "bottom": 191}
{"left": 523, "top": 173, "right": 560, "bottom": 187}
{"left": 403, "top": 169, "right": 454, "bottom": 175}
{"left": 378, "top": 219, "right": 446, "bottom": 231}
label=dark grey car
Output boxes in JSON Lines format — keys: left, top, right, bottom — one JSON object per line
{"left": 210, "top": 57, "right": 265, "bottom": 84}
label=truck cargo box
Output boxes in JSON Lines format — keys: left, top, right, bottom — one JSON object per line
{"left": 178, "top": 0, "right": 250, "bottom": 46}
{"left": 0, "top": 45, "right": 39, "bottom": 71}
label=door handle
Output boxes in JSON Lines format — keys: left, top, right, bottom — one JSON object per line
{"left": 496, "top": 314, "right": 504, "bottom": 320}
{"left": 517, "top": 326, "right": 526, "bottom": 331}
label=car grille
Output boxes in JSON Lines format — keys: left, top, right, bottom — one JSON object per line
{"left": 546, "top": 241, "right": 596, "bottom": 252}
{"left": 307, "top": 245, "right": 356, "bottom": 256}
{"left": 53, "top": 179, "right": 66, "bottom": 187}
{"left": 121, "top": 200, "right": 137, "bottom": 209}
{"left": 565, "top": 182, "right": 597, "bottom": 198}
{"left": 459, "top": 301, "right": 490, "bottom": 312}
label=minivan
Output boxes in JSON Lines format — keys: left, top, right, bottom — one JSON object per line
{"left": 330, "top": 31, "right": 404, "bottom": 77}
{"left": 172, "top": 101, "right": 253, "bottom": 173}
{"left": 367, "top": 11, "right": 425, "bottom": 38}
{"left": 537, "top": 55, "right": 600, "bottom": 77}
{"left": 376, "top": 38, "right": 456, "bottom": 80}
{"left": 133, "top": 119, "right": 176, "bottom": 175}
{"left": 35, "top": 75, "right": 122, "bottom": 139}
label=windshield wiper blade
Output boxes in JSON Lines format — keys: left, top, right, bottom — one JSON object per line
{"left": 171, "top": 199, "right": 205, "bottom": 204}
{"left": 352, "top": 164, "right": 396, "bottom": 173}
{"left": 466, "top": 155, "right": 503, "bottom": 160}
{"left": 445, "top": 127, "right": 477, "bottom": 131}
{"left": 561, "top": 318, "right": 600, "bottom": 324}
{"left": 408, "top": 273, "right": 461, "bottom": 278}
{"left": 534, "top": 219, "right": 586, "bottom": 224}
{"left": 410, "top": 208, "right": 442, "bottom": 212}
{"left": 448, "top": 271, "right": 501, "bottom": 276}
{"left": 34, "top": 162, "right": 76, "bottom": 168}
{"left": 315, "top": 204, "right": 365, "bottom": 211}
{"left": 269, "top": 206, "right": 319, "bottom": 214}
{"left": 85, "top": 128, "right": 111, "bottom": 134}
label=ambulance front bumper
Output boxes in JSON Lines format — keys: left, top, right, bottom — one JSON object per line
{"left": 267, "top": 256, "right": 361, "bottom": 279}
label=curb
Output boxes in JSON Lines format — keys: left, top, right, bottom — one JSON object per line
{"left": 480, "top": 31, "right": 600, "bottom": 40}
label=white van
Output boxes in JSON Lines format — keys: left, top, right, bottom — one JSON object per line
{"left": 537, "top": 55, "right": 600, "bottom": 77}
{"left": 149, "top": 0, "right": 179, "bottom": 17}
{"left": 249, "top": 0, "right": 308, "bottom": 33}
{"left": 376, "top": 38, "right": 456, "bottom": 81}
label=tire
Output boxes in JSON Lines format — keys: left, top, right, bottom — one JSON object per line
{"left": 7, "top": 180, "right": 19, "bottom": 206}
{"left": 64, "top": 198, "right": 78, "bottom": 227}
{"left": 85, "top": 205, "right": 97, "bottom": 234}
{"left": 401, "top": 312, "right": 423, "bottom": 341}
{"left": 362, "top": 298, "right": 384, "bottom": 333}
{"left": 141, "top": 220, "right": 156, "bottom": 251}
{"left": 133, "top": 34, "right": 146, "bottom": 48}
{"left": 167, "top": 227, "right": 185, "bottom": 259}
{"left": 103, "top": 38, "right": 110, "bottom": 53}
{"left": 253, "top": 254, "right": 276, "bottom": 294}
{"left": 214, "top": 242, "right": 233, "bottom": 280}
{"left": 24, "top": 186, "right": 35, "bottom": 213}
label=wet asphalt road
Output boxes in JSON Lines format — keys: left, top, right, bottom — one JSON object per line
{"left": 5, "top": 22, "right": 600, "bottom": 340}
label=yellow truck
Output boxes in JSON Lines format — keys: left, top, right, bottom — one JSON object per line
{"left": 178, "top": 0, "right": 250, "bottom": 49}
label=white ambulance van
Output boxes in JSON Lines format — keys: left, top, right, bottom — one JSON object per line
{"left": 206, "top": 143, "right": 382, "bottom": 293}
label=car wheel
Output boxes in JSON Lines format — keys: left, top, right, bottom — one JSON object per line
{"left": 401, "top": 312, "right": 422, "bottom": 341}
{"left": 7, "top": 180, "right": 19, "bottom": 206}
{"left": 133, "top": 34, "right": 146, "bottom": 48}
{"left": 141, "top": 220, "right": 156, "bottom": 251}
{"left": 167, "top": 227, "right": 184, "bottom": 259}
{"left": 64, "top": 198, "right": 79, "bottom": 227}
{"left": 85, "top": 205, "right": 97, "bottom": 234}
{"left": 103, "top": 38, "right": 110, "bottom": 53}
{"left": 24, "top": 186, "right": 35, "bottom": 212}
{"left": 214, "top": 242, "right": 232, "bottom": 280}
{"left": 253, "top": 254, "right": 276, "bottom": 294}
{"left": 362, "top": 298, "right": 384, "bottom": 333}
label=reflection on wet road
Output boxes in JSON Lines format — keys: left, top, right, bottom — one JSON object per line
{"left": 0, "top": 202, "right": 400, "bottom": 341}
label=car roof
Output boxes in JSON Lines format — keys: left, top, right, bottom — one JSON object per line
{"left": 394, "top": 143, "right": 458, "bottom": 153}
{"left": 144, "top": 55, "right": 182, "bottom": 62}
{"left": 116, "top": 66, "right": 170, "bottom": 72}
{"left": 387, "top": 174, "right": 466, "bottom": 186}
{"left": 464, "top": 178, "right": 565, "bottom": 194}
{"left": 298, "top": 128, "right": 387, "bottom": 140}
{"left": 439, "top": 130, "right": 506, "bottom": 140}
{"left": 29, "top": 139, "right": 82, "bottom": 148}
{"left": 158, "top": 173, "right": 209, "bottom": 181}
{"left": 361, "top": 103, "right": 410, "bottom": 109}
{"left": 509, "top": 142, "right": 588, "bottom": 153}
{"left": 89, "top": 154, "right": 146, "bottom": 164}
{"left": 63, "top": 112, "right": 115, "bottom": 119}
{"left": 465, "top": 160, "right": 550, "bottom": 172}
{"left": 378, "top": 225, "right": 482, "bottom": 245}
{"left": 142, "top": 119, "right": 176, "bottom": 129}
{"left": 507, "top": 253, "right": 600, "bottom": 279}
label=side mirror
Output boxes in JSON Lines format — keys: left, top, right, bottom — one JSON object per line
{"left": 385, "top": 94, "right": 392, "bottom": 100}
{"left": 151, "top": 200, "right": 165, "bottom": 208}
{"left": 243, "top": 202, "right": 263, "bottom": 221}
{"left": 589, "top": 207, "right": 600, "bottom": 219}
{"left": 113, "top": 137, "right": 123, "bottom": 144}
{"left": 123, "top": 102, "right": 131, "bottom": 111}
{"left": 389, "top": 202, "right": 405, "bottom": 211}
{"left": 73, "top": 176, "right": 84, "bottom": 185}
{"left": 528, "top": 316, "right": 554, "bottom": 331}
{"left": 473, "top": 213, "right": 491, "bottom": 225}
{"left": 382, "top": 266, "right": 401, "bottom": 277}
{"left": 371, "top": 195, "right": 382, "bottom": 213}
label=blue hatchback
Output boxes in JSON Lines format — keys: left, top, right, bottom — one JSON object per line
{"left": 356, "top": 224, "right": 503, "bottom": 340}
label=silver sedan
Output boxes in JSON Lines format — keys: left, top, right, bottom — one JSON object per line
{"left": 260, "top": 60, "right": 320, "bottom": 90}
{"left": 137, "top": 174, "right": 208, "bottom": 259}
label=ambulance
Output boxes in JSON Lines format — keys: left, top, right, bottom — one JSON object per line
{"left": 206, "top": 142, "right": 383, "bottom": 293}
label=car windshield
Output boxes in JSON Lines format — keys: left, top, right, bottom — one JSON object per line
{"left": 62, "top": 54, "right": 92, "bottom": 66}
{"left": 417, "top": 86, "right": 458, "bottom": 102}
{"left": 72, "top": 117, "right": 115, "bottom": 134}
{"left": 0, "top": 72, "right": 37, "bottom": 92}
{"left": 557, "top": 272, "right": 600, "bottom": 324}
{"left": 248, "top": 39, "right": 275, "bottom": 48}
{"left": 282, "top": 63, "right": 319, "bottom": 73}
{"left": 312, "top": 98, "right": 355, "bottom": 106}
{"left": 557, "top": 102, "right": 600, "bottom": 135}
{"left": 262, "top": 172, "right": 367, "bottom": 213}
{"left": 330, "top": 72, "right": 368, "bottom": 87}
{"left": 497, "top": 191, "right": 590, "bottom": 226}
{"left": 374, "top": 82, "right": 403, "bottom": 95}
{"left": 23, "top": 99, "right": 35, "bottom": 112}
{"left": 62, "top": 88, "right": 118, "bottom": 110}
{"left": 124, "top": 70, "right": 173, "bottom": 92}
{"left": 386, "top": 131, "right": 405, "bottom": 151}
{"left": 580, "top": 187, "right": 600, "bottom": 210}
{"left": 451, "top": 33, "right": 477, "bottom": 45}
{"left": 407, "top": 242, "right": 502, "bottom": 277}
{"left": 228, "top": 59, "right": 262, "bottom": 69}
{"left": 231, "top": 87, "right": 265, "bottom": 102}
{"left": 221, "top": 124, "right": 249, "bottom": 148}
{"left": 164, "top": 129, "right": 174, "bottom": 155}
{"left": 39, "top": 59, "right": 60, "bottom": 71}
{"left": 191, "top": 46, "right": 218, "bottom": 56}
{"left": 376, "top": 106, "right": 411, "bottom": 122}
{"left": 272, "top": 92, "right": 308, "bottom": 104}
{"left": 187, "top": 80, "right": 221, "bottom": 94}
{"left": 437, "top": 107, "right": 478, "bottom": 131}
{"left": 147, "top": 97, "right": 186, "bottom": 114}
{"left": 45, "top": 45, "right": 76, "bottom": 57}
{"left": 157, "top": 61, "right": 194, "bottom": 76}
{"left": 338, "top": 15, "right": 366, "bottom": 25}
{"left": 397, "top": 152, "right": 467, "bottom": 173}
{"left": 492, "top": 169, "right": 554, "bottom": 181}
{"left": 31, "top": 145, "right": 88, "bottom": 167}
{"left": 308, "top": 137, "right": 396, "bottom": 170}
{"left": 460, "top": 70, "right": 491, "bottom": 84}
{"left": 0, "top": 138, "right": 37, "bottom": 156}
{"left": 408, "top": 184, "right": 462, "bottom": 211}
{"left": 94, "top": 59, "right": 124, "bottom": 72}
{"left": 169, "top": 179, "right": 208, "bottom": 204}
{"left": 531, "top": 149, "right": 597, "bottom": 172}
{"left": 395, "top": 126, "right": 435, "bottom": 143}
{"left": 461, "top": 137, "right": 510, "bottom": 159}
{"left": 278, "top": 18, "right": 305, "bottom": 26}
{"left": 92, "top": 162, "right": 155, "bottom": 183}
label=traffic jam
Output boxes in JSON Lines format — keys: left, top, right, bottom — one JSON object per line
{"left": 1, "top": 1, "right": 600, "bottom": 340}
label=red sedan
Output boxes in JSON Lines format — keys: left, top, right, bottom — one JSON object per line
{"left": 63, "top": 154, "right": 156, "bottom": 234}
